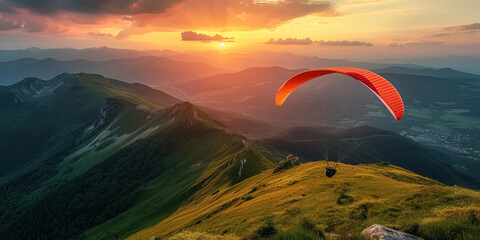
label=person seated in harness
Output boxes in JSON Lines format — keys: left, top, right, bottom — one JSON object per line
{"left": 326, "top": 166, "right": 337, "bottom": 178}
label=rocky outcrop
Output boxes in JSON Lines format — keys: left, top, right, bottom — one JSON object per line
{"left": 273, "top": 154, "right": 300, "bottom": 173}
{"left": 362, "top": 224, "right": 419, "bottom": 240}
{"left": 7, "top": 77, "right": 47, "bottom": 103}
{"left": 96, "top": 98, "right": 124, "bottom": 127}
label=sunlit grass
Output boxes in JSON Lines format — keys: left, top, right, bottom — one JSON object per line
{"left": 129, "top": 162, "right": 480, "bottom": 240}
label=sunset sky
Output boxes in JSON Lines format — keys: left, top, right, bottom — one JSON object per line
{"left": 0, "top": 0, "right": 479, "bottom": 59}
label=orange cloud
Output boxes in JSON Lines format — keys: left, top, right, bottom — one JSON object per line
{"left": 266, "top": 38, "right": 313, "bottom": 45}
{"left": 390, "top": 41, "right": 442, "bottom": 47}
{"left": 444, "top": 23, "right": 480, "bottom": 31}
{"left": 0, "top": 0, "right": 337, "bottom": 39}
{"left": 319, "top": 40, "right": 373, "bottom": 46}
{"left": 88, "top": 31, "right": 114, "bottom": 38}
{"left": 115, "top": 0, "right": 335, "bottom": 38}
{"left": 181, "top": 31, "right": 233, "bottom": 42}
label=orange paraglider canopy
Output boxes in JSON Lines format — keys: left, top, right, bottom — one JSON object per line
{"left": 275, "top": 67, "right": 404, "bottom": 120}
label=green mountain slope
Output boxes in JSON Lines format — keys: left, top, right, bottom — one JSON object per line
{"left": 4, "top": 103, "right": 275, "bottom": 240}
{"left": 0, "top": 72, "right": 180, "bottom": 177}
{"left": 0, "top": 73, "right": 276, "bottom": 240}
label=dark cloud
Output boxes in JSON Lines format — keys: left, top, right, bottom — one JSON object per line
{"left": 88, "top": 31, "right": 114, "bottom": 37}
{"left": 319, "top": 40, "right": 373, "bottom": 46}
{"left": 2, "top": 0, "right": 184, "bottom": 15}
{"left": 0, "top": 13, "right": 67, "bottom": 33}
{"left": 0, "top": 1, "right": 17, "bottom": 13}
{"left": 265, "top": 38, "right": 313, "bottom": 45}
{"left": 444, "top": 23, "right": 480, "bottom": 31}
{"left": 0, "top": 15, "right": 22, "bottom": 30}
{"left": 181, "top": 31, "right": 233, "bottom": 42}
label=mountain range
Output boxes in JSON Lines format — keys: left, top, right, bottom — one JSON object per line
{"left": 1, "top": 46, "right": 480, "bottom": 239}
{"left": 0, "top": 47, "right": 422, "bottom": 71}
{"left": 0, "top": 47, "right": 433, "bottom": 88}
{"left": 0, "top": 73, "right": 479, "bottom": 239}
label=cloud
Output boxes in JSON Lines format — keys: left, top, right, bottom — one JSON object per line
{"left": 181, "top": 31, "right": 233, "bottom": 42}
{"left": 88, "top": 31, "right": 114, "bottom": 38}
{"left": 1, "top": 0, "right": 184, "bottom": 15}
{"left": 266, "top": 38, "right": 313, "bottom": 45}
{"left": 0, "top": 1, "right": 17, "bottom": 13}
{"left": 390, "top": 41, "right": 442, "bottom": 47}
{"left": 405, "top": 41, "right": 442, "bottom": 47}
{"left": 22, "top": 20, "right": 48, "bottom": 33}
{"left": 0, "top": 15, "right": 22, "bottom": 30}
{"left": 319, "top": 40, "right": 373, "bottom": 46}
{"left": 0, "top": 0, "right": 337, "bottom": 38}
{"left": 0, "top": 0, "right": 337, "bottom": 39}
{"left": 97, "top": 0, "right": 336, "bottom": 38}
{"left": 429, "top": 33, "right": 451, "bottom": 38}
{"left": 264, "top": 38, "right": 374, "bottom": 47}
{"left": 348, "top": 0, "right": 387, "bottom": 5}
{"left": 444, "top": 23, "right": 480, "bottom": 31}
{"left": 0, "top": 12, "right": 71, "bottom": 33}
{"left": 425, "top": 23, "right": 480, "bottom": 39}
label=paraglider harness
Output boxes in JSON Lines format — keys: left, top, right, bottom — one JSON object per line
{"left": 325, "top": 160, "right": 337, "bottom": 178}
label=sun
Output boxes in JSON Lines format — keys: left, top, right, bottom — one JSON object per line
{"left": 220, "top": 42, "right": 225, "bottom": 47}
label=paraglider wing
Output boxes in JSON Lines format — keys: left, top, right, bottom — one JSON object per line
{"left": 275, "top": 67, "right": 404, "bottom": 120}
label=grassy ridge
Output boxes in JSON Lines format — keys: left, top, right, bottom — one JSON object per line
{"left": 129, "top": 162, "right": 480, "bottom": 240}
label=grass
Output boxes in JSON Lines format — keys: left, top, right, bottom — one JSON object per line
{"left": 128, "top": 161, "right": 480, "bottom": 240}
{"left": 164, "top": 231, "right": 239, "bottom": 240}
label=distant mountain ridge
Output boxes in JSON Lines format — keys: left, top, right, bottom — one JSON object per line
{"left": 0, "top": 47, "right": 424, "bottom": 70}
{"left": 375, "top": 55, "right": 480, "bottom": 75}
{"left": 374, "top": 66, "right": 479, "bottom": 78}
{"left": 0, "top": 47, "right": 162, "bottom": 61}
{"left": 0, "top": 56, "right": 228, "bottom": 87}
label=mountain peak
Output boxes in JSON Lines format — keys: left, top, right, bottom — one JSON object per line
{"left": 48, "top": 72, "right": 111, "bottom": 86}
{"left": 7, "top": 77, "right": 47, "bottom": 101}
{"left": 12, "top": 77, "right": 46, "bottom": 88}
{"left": 171, "top": 101, "right": 195, "bottom": 114}
{"left": 162, "top": 101, "right": 217, "bottom": 127}
{"left": 48, "top": 72, "right": 80, "bottom": 84}
{"left": 168, "top": 101, "right": 201, "bottom": 120}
